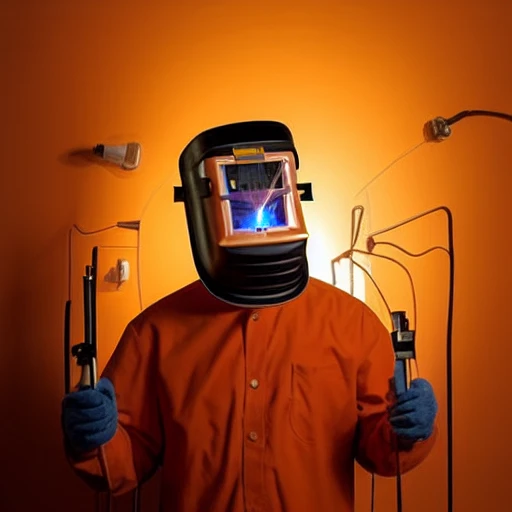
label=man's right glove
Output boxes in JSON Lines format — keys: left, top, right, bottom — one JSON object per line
{"left": 62, "top": 377, "right": 118, "bottom": 453}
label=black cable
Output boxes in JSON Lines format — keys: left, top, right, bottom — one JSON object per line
{"left": 446, "top": 109, "right": 512, "bottom": 125}
{"left": 73, "top": 224, "right": 118, "bottom": 235}
{"left": 426, "top": 110, "right": 512, "bottom": 143}
{"left": 444, "top": 207, "right": 455, "bottom": 512}
{"left": 367, "top": 206, "right": 455, "bottom": 512}
{"left": 64, "top": 300, "right": 71, "bottom": 395}
{"left": 371, "top": 474, "right": 375, "bottom": 511}
{"left": 66, "top": 227, "right": 142, "bottom": 512}
{"left": 355, "top": 107, "right": 510, "bottom": 512}
{"left": 133, "top": 486, "right": 141, "bottom": 511}
{"left": 396, "top": 449, "right": 403, "bottom": 512}
{"left": 65, "top": 228, "right": 73, "bottom": 395}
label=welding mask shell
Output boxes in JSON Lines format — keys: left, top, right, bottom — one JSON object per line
{"left": 174, "top": 120, "right": 313, "bottom": 308}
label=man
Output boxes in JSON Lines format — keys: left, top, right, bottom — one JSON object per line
{"left": 62, "top": 121, "right": 438, "bottom": 512}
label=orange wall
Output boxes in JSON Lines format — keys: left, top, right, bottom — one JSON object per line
{"left": 2, "top": 1, "right": 511, "bottom": 510}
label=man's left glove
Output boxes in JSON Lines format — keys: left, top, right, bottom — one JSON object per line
{"left": 62, "top": 377, "right": 118, "bottom": 453}
{"left": 389, "top": 374, "right": 438, "bottom": 442}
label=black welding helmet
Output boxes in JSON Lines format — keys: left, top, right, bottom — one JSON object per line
{"left": 174, "top": 120, "right": 314, "bottom": 308}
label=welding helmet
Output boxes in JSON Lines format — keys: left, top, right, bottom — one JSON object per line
{"left": 174, "top": 121, "right": 313, "bottom": 308}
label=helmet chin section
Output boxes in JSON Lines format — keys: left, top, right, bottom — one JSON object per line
{"left": 197, "top": 240, "right": 309, "bottom": 308}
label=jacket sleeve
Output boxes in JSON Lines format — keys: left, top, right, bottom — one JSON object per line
{"left": 354, "top": 306, "right": 438, "bottom": 477}
{"left": 65, "top": 317, "right": 164, "bottom": 495}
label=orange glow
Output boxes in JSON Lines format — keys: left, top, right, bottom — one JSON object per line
{"left": 3, "top": 1, "right": 512, "bottom": 511}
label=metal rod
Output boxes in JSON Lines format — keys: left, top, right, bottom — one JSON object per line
{"left": 83, "top": 268, "right": 96, "bottom": 390}
{"left": 64, "top": 300, "right": 71, "bottom": 394}
{"left": 133, "top": 486, "right": 140, "bottom": 512}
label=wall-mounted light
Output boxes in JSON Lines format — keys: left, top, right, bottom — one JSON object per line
{"left": 93, "top": 142, "right": 142, "bottom": 170}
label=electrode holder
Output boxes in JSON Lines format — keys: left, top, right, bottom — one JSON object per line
{"left": 71, "top": 342, "right": 96, "bottom": 367}
{"left": 391, "top": 311, "right": 416, "bottom": 360}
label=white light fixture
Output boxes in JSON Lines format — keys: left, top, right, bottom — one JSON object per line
{"left": 93, "top": 142, "right": 142, "bottom": 170}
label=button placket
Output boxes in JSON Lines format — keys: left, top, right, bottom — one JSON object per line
{"left": 242, "top": 309, "right": 268, "bottom": 507}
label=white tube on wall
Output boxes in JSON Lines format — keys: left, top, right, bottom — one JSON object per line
{"left": 93, "top": 142, "right": 142, "bottom": 170}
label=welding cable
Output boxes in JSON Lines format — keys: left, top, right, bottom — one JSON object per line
{"left": 335, "top": 204, "right": 416, "bottom": 512}
{"left": 66, "top": 236, "right": 140, "bottom": 512}
{"left": 65, "top": 228, "right": 138, "bottom": 394}
{"left": 339, "top": 108, "right": 510, "bottom": 512}
{"left": 341, "top": 258, "right": 394, "bottom": 325}
{"left": 369, "top": 241, "right": 449, "bottom": 258}
{"left": 337, "top": 205, "right": 453, "bottom": 512}
{"left": 357, "top": 109, "right": 512, "bottom": 199}
{"left": 347, "top": 205, "right": 365, "bottom": 296}
{"left": 66, "top": 228, "right": 140, "bottom": 511}
{"left": 367, "top": 236, "right": 448, "bottom": 385}
{"left": 65, "top": 173, "right": 174, "bottom": 511}
{"left": 332, "top": 244, "right": 415, "bottom": 512}
{"left": 367, "top": 206, "right": 455, "bottom": 512}
{"left": 355, "top": 141, "right": 427, "bottom": 198}
{"left": 339, "top": 247, "right": 418, "bottom": 331}
{"left": 445, "top": 109, "right": 512, "bottom": 126}
{"left": 65, "top": 232, "right": 119, "bottom": 512}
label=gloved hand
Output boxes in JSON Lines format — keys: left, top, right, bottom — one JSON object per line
{"left": 62, "top": 377, "right": 118, "bottom": 453}
{"left": 389, "top": 369, "right": 438, "bottom": 442}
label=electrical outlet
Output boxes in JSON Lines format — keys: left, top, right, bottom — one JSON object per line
{"left": 117, "top": 259, "right": 130, "bottom": 286}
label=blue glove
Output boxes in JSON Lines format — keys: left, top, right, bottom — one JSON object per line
{"left": 389, "top": 368, "right": 438, "bottom": 442}
{"left": 62, "top": 377, "right": 118, "bottom": 453}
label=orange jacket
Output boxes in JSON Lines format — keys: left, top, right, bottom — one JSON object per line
{"left": 66, "top": 277, "right": 437, "bottom": 512}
